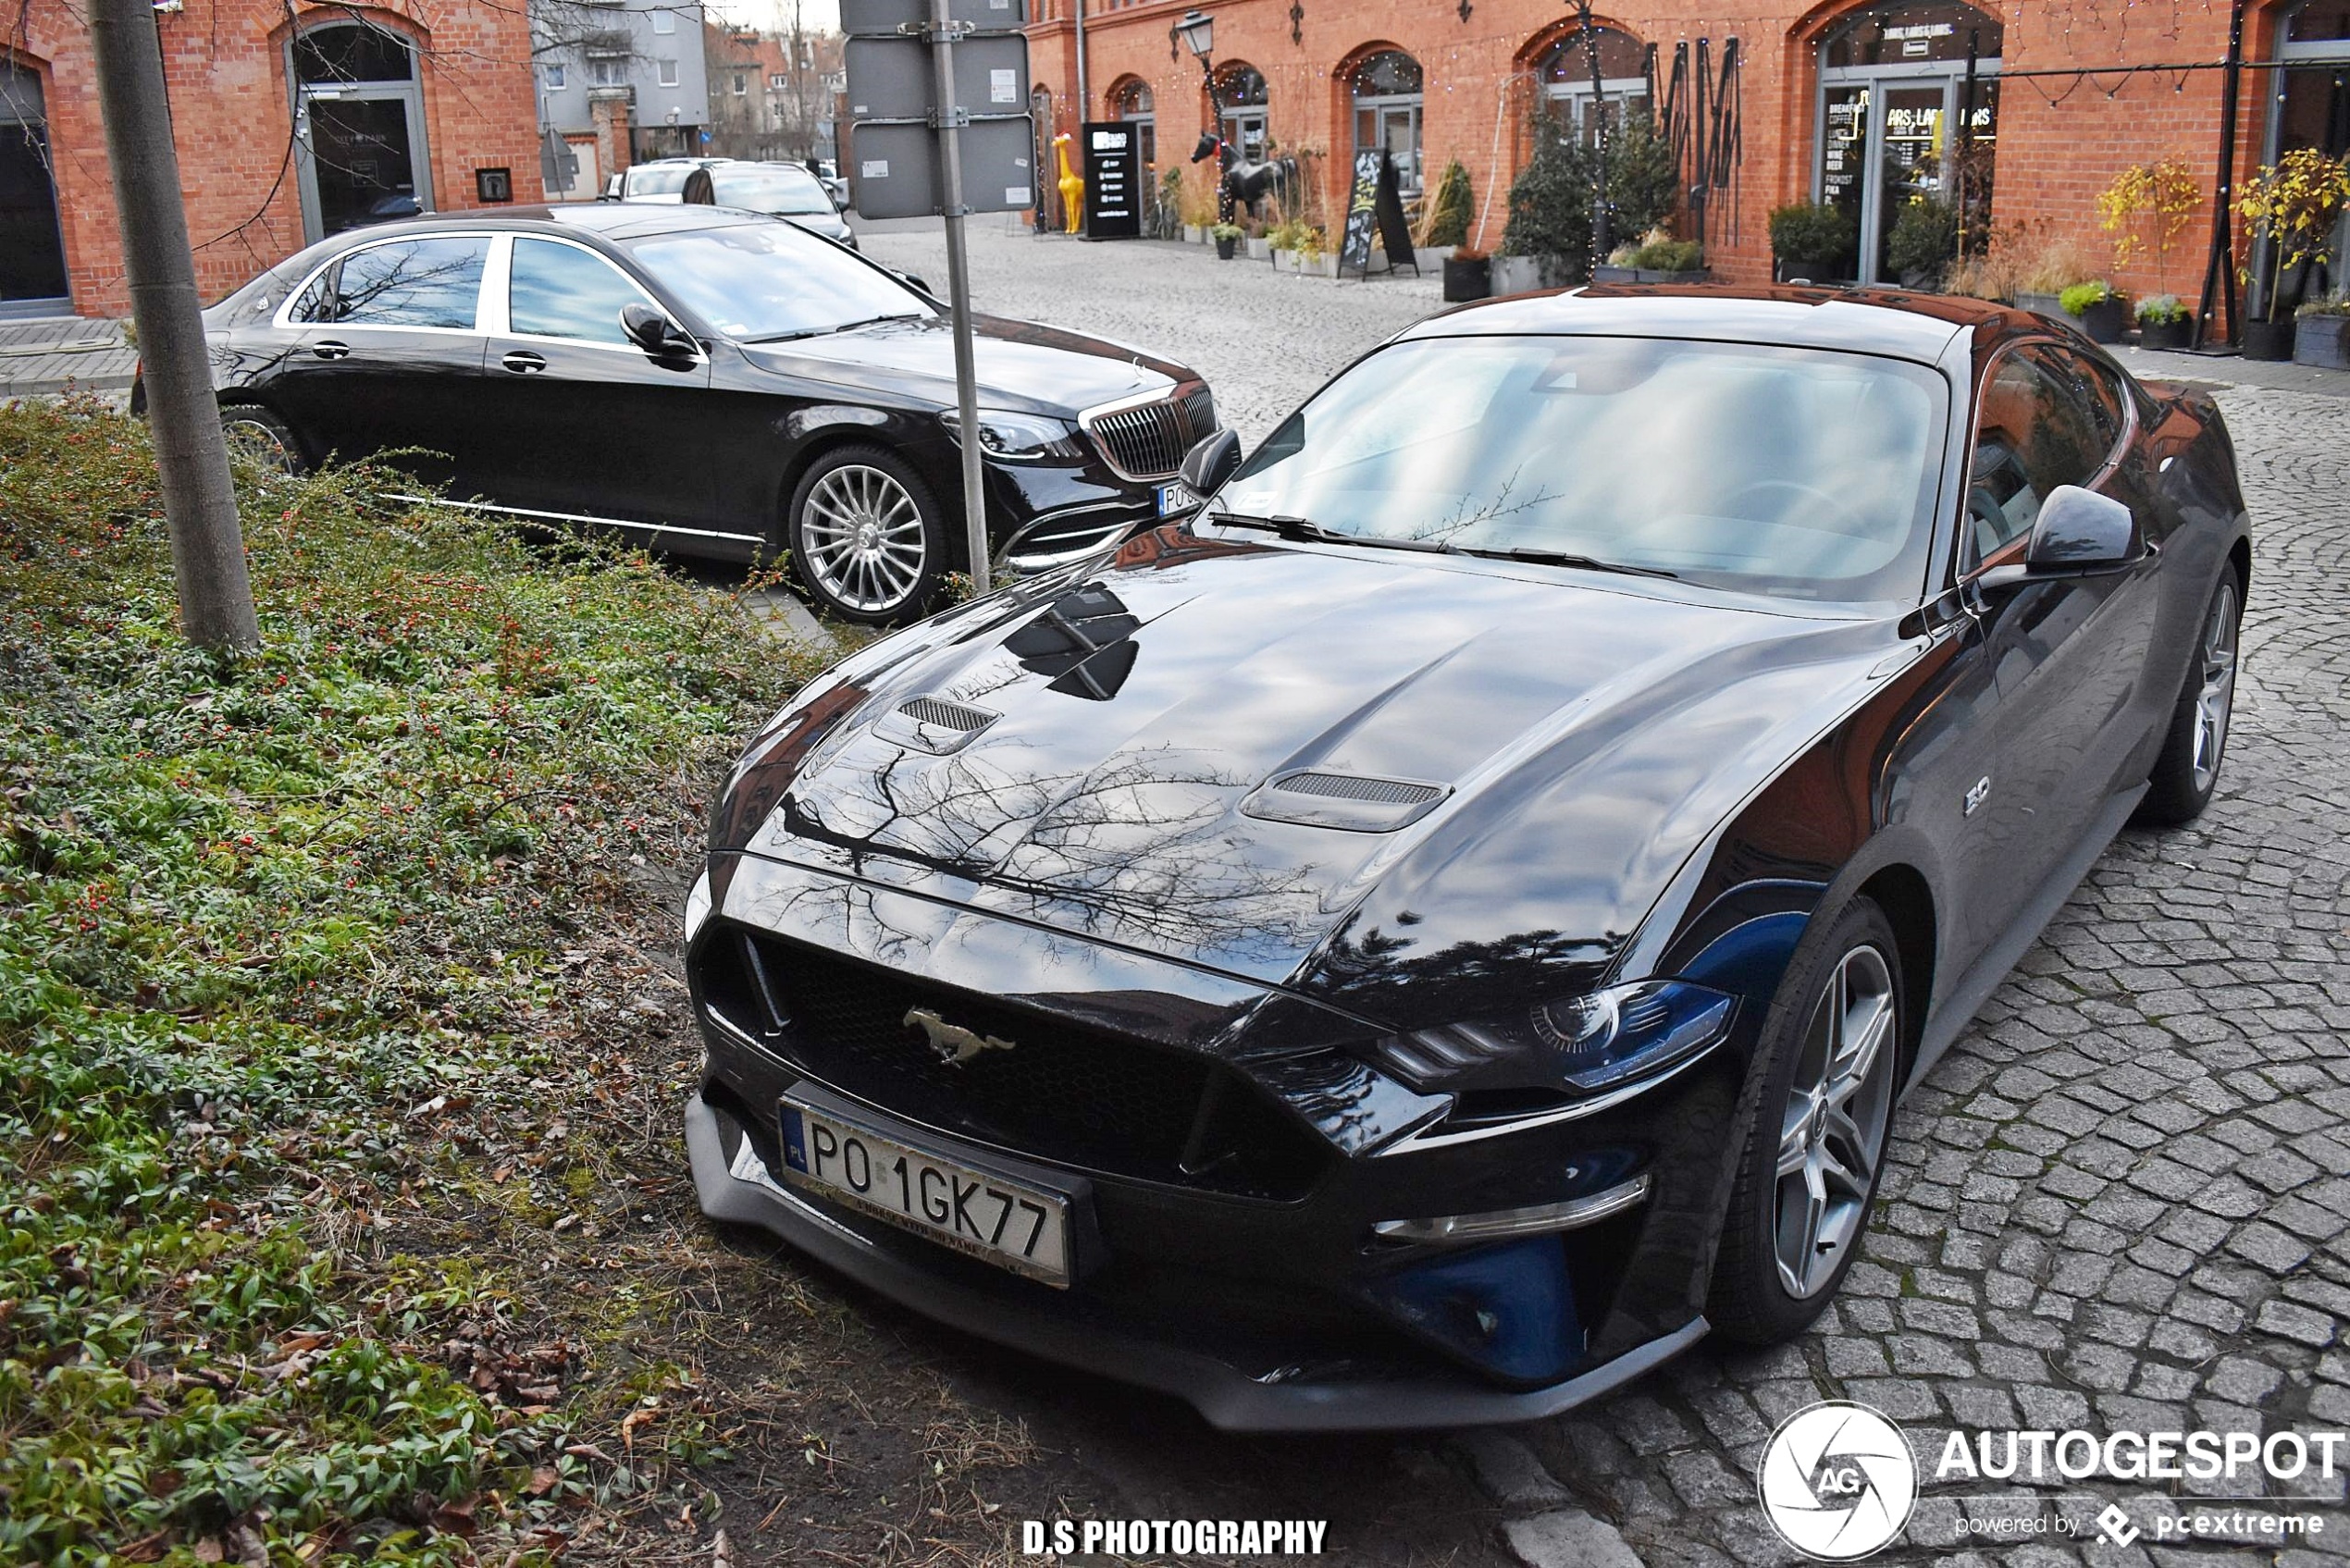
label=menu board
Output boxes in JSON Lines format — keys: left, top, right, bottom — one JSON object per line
{"left": 1339, "top": 151, "right": 1418, "bottom": 279}
{"left": 1082, "top": 122, "right": 1141, "bottom": 241}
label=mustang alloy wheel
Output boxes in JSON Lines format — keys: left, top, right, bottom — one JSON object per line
{"left": 1711, "top": 896, "right": 1904, "bottom": 1343}
{"left": 1773, "top": 944, "right": 1898, "bottom": 1300}
{"left": 2136, "top": 567, "right": 2244, "bottom": 826}
{"left": 786, "top": 446, "right": 946, "bottom": 623}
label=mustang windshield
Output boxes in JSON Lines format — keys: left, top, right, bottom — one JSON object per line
{"left": 624, "top": 222, "right": 933, "bottom": 340}
{"left": 1221, "top": 335, "right": 1948, "bottom": 605}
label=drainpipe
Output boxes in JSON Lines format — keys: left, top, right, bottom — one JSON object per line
{"left": 1074, "top": 0, "right": 1089, "bottom": 126}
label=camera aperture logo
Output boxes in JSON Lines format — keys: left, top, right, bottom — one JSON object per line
{"left": 1759, "top": 1401, "right": 1918, "bottom": 1561}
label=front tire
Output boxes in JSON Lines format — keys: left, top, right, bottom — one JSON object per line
{"left": 219, "top": 403, "right": 309, "bottom": 477}
{"left": 1709, "top": 897, "right": 1905, "bottom": 1346}
{"left": 2134, "top": 567, "right": 2242, "bottom": 827}
{"left": 785, "top": 445, "right": 946, "bottom": 624}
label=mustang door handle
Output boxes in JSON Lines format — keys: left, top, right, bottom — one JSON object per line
{"left": 310, "top": 340, "right": 351, "bottom": 360}
{"left": 501, "top": 351, "right": 548, "bottom": 375}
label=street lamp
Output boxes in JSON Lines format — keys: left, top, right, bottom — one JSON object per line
{"left": 1172, "top": 8, "right": 1231, "bottom": 224}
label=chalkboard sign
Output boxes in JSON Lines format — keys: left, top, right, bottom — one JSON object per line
{"left": 1339, "top": 151, "right": 1420, "bottom": 280}
{"left": 1082, "top": 121, "right": 1142, "bottom": 241}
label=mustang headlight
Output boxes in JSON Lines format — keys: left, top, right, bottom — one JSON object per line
{"left": 1365, "top": 979, "right": 1735, "bottom": 1096}
{"left": 940, "top": 408, "right": 1085, "bottom": 462}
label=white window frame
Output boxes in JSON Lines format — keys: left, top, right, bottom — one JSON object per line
{"left": 658, "top": 57, "right": 681, "bottom": 88}
{"left": 543, "top": 62, "right": 567, "bottom": 90}
{"left": 489, "top": 233, "right": 700, "bottom": 358}
{"left": 650, "top": 7, "right": 675, "bottom": 31}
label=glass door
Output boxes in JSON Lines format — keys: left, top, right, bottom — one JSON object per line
{"left": 1816, "top": 84, "right": 1869, "bottom": 281}
{"left": 1875, "top": 82, "right": 1949, "bottom": 281}
{"left": 1814, "top": 75, "right": 1967, "bottom": 284}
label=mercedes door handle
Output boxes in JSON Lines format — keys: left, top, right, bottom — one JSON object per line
{"left": 501, "top": 351, "right": 548, "bottom": 375}
{"left": 311, "top": 340, "right": 351, "bottom": 360}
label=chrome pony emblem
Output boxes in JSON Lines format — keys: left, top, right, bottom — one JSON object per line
{"left": 905, "top": 1006, "right": 1016, "bottom": 1067}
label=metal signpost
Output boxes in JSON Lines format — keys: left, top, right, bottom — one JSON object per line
{"left": 842, "top": 0, "right": 1033, "bottom": 597}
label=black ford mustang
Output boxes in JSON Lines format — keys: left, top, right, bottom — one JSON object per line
{"left": 681, "top": 286, "right": 2249, "bottom": 1428}
{"left": 179, "top": 204, "right": 1214, "bottom": 621}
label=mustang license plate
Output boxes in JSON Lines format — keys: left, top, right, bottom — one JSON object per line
{"left": 778, "top": 1096, "right": 1072, "bottom": 1287}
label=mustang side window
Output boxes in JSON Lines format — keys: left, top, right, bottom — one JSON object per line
{"left": 329, "top": 237, "right": 490, "bottom": 328}
{"left": 1963, "top": 351, "right": 2107, "bottom": 572}
{"left": 509, "top": 238, "right": 649, "bottom": 345}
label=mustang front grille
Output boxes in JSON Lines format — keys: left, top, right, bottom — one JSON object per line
{"left": 1082, "top": 386, "right": 1218, "bottom": 482}
{"left": 693, "top": 927, "right": 1327, "bottom": 1201}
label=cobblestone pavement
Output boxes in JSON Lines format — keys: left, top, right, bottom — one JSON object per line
{"left": 836, "top": 226, "right": 2350, "bottom": 1568}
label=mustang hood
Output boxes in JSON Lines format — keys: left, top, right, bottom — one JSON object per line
{"left": 724, "top": 526, "right": 1911, "bottom": 1028}
{"left": 740, "top": 314, "right": 1183, "bottom": 417}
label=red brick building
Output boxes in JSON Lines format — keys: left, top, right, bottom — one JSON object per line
{"left": 1029, "top": 0, "right": 2350, "bottom": 327}
{"left": 2, "top": 0, "right": 542, "bottom": 319}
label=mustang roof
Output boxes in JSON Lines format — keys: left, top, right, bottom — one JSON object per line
{"left": 1405, "top": 283, "right": 2040, "bottom": 364}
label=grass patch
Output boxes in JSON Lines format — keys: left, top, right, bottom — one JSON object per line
{"left": 0, "top": 400, "right": 817, "bottom": 1564}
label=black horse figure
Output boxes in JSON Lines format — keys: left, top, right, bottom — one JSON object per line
{"left": 1190, "top": 132, "right": 1299, "bottom": 222}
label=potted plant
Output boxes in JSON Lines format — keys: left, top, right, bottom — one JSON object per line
{"left": 2013, "top": 231, "right": 2098, "bottom": 319}
{"left": 1499, "top": 111, "right": 1584, "bottom": 293}
{"left": 1298, "top": 224, "right": 1335, "bottom": 279}
{"left": 2295, "top": 295, "right": 2350, "bottom": 370}
{"left": 2060, "top": 280, "right": 2129, "bottom": 343}
{"left": 1419, "top": 158, "right": 1472, "bottom": 270}
{"left": 2237, "top": 149, "right": 2350, "bottom": 359}
{"left": 1210, "top": 221, "right": 1242, "bottom": 261}
{"left": 2096, "top": 157, "right": 2201, "bottom": 315}
{"left": 1444, "top": 244, "right": 1491, "bottom": 302}
{"left": 1886, "top": 198, "right": 1959, "bottom": 290}
{"left": 2135, "top": 293, "right": 2193, "bottom": 351}
{"left": 1768, "top": 201, "right": 1855, "bottom": 283}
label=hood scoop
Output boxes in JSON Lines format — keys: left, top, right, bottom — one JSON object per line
{"left": 1240, "top": 769, "right": 1453, "bottom": 833}
{"left": 876, "top": 696, "right": 999, "bottom": 755}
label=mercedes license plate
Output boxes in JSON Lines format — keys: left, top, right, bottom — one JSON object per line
{"left": 778, "top": 1096, "right": 1071, "bottom": 1287}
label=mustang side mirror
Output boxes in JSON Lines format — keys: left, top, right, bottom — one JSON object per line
{"left": 1179, "top": 428, "right": 1243, "bottom": 497}
{"left": 620, "top": 302, "right": 696, "bottom": 356}
{"left": 1975, "top": 484, "right": 2140, "bottom": 593}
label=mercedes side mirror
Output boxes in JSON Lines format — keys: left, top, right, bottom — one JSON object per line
{"left": 896, "top": 270, "right": 934, "bottom": 295}
{"left": 620, "top": 302, "right": 695, "bottom": 356}
{"left": 1179, "top": 428, "right": 1242, "bottom": 497}
{"left": 1975, "top": 485, "right": 2140, "bottom": 592}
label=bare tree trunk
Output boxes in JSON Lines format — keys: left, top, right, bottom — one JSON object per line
{"left": 88, "top": 0, "right": 258, "bottom": 654}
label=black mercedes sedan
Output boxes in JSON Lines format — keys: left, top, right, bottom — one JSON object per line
{"left": 182, "top": 204, "right": 1215, "bottom": 621}
{"left": 680, "top": 286, "right": 2249, "bottom": 1428}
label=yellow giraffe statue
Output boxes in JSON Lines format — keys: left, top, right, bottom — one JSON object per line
{"left": 1053, "top": 133, "right": 1083, "bottom": 235}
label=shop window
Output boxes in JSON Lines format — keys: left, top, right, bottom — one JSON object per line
{"left": 1350, "top": 50, "right": 1423, "bottom": 195}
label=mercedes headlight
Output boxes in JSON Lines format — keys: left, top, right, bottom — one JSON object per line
{"left": 940, "top": 408, "right": 1085, "bottom": 462}
{"left": 1363, "top": 980, "right": 1736, "bottom": 1095}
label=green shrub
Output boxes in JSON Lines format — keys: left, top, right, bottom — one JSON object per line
{"left": 0, "top": 401, "right": 810, "bottom": 1562}
{"left": 1503, "top": 113, "right": 1589, "bottom": 265}
{"left": 2060, "top": 279, "right": 2118, "bottom": 315}
{"left": 1603, "top": 114, "right": 1681, "bottom": 242}
{"left": 1425, "top": 158, "right": 1473, "bottom": 249}
{"left": 1886, "top": 198, "right": 1960, "bottom": 283}
{"left": 1631, "top": 238, "right": 1705, "bottom": 272}
{"left": 1768, "top": 201, "right": 1855, "bottom": 265}
{"left": 2136, "top": 292, "right": 2190, "bottom": 324}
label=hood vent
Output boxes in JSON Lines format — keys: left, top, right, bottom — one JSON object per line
{"left": 1241, "top": 769, "right": 1453, "bottom": 833}
{"left": 877, "top": 696, "right": 998, "bottom": 755}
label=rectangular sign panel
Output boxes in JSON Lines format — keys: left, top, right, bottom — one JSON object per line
{"left": 848, "top": 116, "right": 1036, "bottom": 217}
{"left": 840, "top": 0, "right": 1025, "bottom": 34}
{"left": 843, "top": 34, "right": 1029, "bottom": 123}
{"left": 1080, "top": 121, "right": 1141, "bottom": 240}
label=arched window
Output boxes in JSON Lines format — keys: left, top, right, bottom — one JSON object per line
{"left": 1110, "top": 77, "right": 1156, "bottom": 165}
{"left": 1350, "top": 50, "right": 1423, "bottom": 194}
{"left": 1536, "top": 25, "right": 1650, "bottom": 143}
{"left": 1, "top": 58, "right": 68, "bottom": 305}
{"left": 290, "top": 23, "right": 432, "bottom": 241}
{"left": 1215, "top": 63, "right": 1268, "bottom": 161}
{"left": 1813, "top": 2, "right": 2001, "bottom": 285}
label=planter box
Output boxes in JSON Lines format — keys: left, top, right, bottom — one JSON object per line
{"left": 1443, "top": 254, "right": 1491, "bottom": 302}
{"left": 2243, "top": 318, "right": 2294, "bottom": 360}
{"left": 2294, "top": 314, "right": 2350, "bottom": 370}
{"left": 1774, "top": 257, "right": 1842, "bottom": 285}
{"left": 2072, "top": 297, "right": 2128, "bottom": 343}
{"left": 1490, "top": 254, "right": 1556, "bottom": 294}
{"left": 1182, "top": 225, "right": 1203, "bottom": 244}
{"left": 1245, "top": 237, "right": 1271, "bottom": 261}
{"left": 1271, "top": 247, "right": 1294, "bottom": 271}
{"left": 2137, "top": 316, "right": 2192, "bottom": 352}
{"left": 1214, "top": 237, "right": 1238, "bottom": 260}
{"left": 1591, "top": 264, "right": 1639, "bottom": 283}
{"left": 2015, "top": 290, "right": 2067, "bottom": 322}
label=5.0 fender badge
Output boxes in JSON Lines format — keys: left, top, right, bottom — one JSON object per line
{"left": 905, "top": 1006, "right": 1016, "bottom": 1067}
{"left": 1964, "top": 776, "right": 1992, "bottom": 817}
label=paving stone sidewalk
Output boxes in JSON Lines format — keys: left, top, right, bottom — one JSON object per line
{"left": 0, "top": 315, "right": 134, "bottom": 398}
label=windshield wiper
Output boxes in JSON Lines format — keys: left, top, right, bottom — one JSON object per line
{"left": 1206, "top": 512, "right": 1462, "bottom": 554}
{"left": 743, "top": 312, "right": 924, "bottom": 344}
{"left": 1460, "top": 546, "right": 1678, "bottom": 580}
